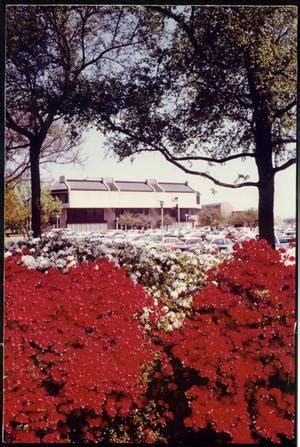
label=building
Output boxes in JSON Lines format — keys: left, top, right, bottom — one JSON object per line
{"left": 201, "top": 202, "right": 233, "bottom": 218}
{"left": 51, "top": 177, "right": 201, "bottom": 231}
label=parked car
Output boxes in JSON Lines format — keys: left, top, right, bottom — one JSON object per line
{"left": 205, "top": 230, "right": 226, "bottom": 241}
{"left": 208, "top": 238, "right": 233, "bottom": 252}
{"left": 162, "top": 237, "right": 186, "bottom": 251}
{"left": 181, "top": 238, "right": 203, "bottom": 252}
{"left": 130, "top": 235, "right": 153, "bottom": 246}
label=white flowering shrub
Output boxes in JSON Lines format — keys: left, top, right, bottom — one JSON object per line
{"left": 279, "top": 244, "right": 296, "bottom": 266}
{"left": 6, "top": 230, "right": 227, "bottom": 329}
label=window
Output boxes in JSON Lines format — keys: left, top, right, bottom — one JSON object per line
{"left": 67, "top": 208, "right": 104, "bottom": 223}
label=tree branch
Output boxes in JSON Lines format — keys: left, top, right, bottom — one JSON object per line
{"left": 273, "top": 158, "right": 296, "bottom": 173}
{"left": 171, "top": 152, "right": 255, "bottom": 163}
{"left": 81, "top": 40, "right": 141, "bottom": 72}
{"left": 149, "top": 6, "right": 202, "bottom": 56}
{"left": 6, "top": 142, "right": 30, "bottom": 152}
{"left": 157, "top": 147, "right": 258, "bottom": 189}
{"left": 272, "top": 137, "right": 296, "bottom": 147}
{"left": 274, "top": 100, "right": 296, "bottom": 119}
{"left": 105, "top": 117, "right": 258, "bottom": 189}
{"left": 5, "top": 163, "right": 31, "bottom": 186}
{"left": 6, "top": 111, "right": 34, "bottom": 140}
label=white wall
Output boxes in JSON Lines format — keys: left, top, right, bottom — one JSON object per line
{"left": 68, "top": 190, "right": 201, "bottom": 209}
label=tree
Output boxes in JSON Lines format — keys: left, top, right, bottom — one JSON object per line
{"left": 6, "top": 5, "right": 141, "bottom": 236}
{"left": 5, "top": 187, "right": 30, "bottom": 236}
{"left": 5, "top": 121, "right": 82, "bottom": 189}
{"left": 196, "top": 209, "right": 223, "bottom": 228}
{"left": 41, "top": 188, "right": 62, "bottom": 230}
{"left": 163, "top": 214, "right": 175, "bottom": 230}
{"left": 5, "top": 181, "right": 62, "bottom": 236}
{"left": 93, "top": 6, "right": 296, "bottom": 247}
{"left": 228, "top": 209, "right": 258, "bottom": 228}
{"left": 119, "top": 212, "right": 135, "bottom": 230}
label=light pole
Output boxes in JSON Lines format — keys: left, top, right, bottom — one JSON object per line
{"left": 160, "top": 200, "right": 164, "bottom": 245}
{"left": 116, "top": 216, "right": 119, "bottom": 231}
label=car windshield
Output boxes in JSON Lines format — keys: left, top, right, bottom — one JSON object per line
{"left": 213, "top": 239, "right": 224, "bottom": 245}
{"left": 170, "top": 238, "right": 182, "bottom": 243}
{"left": 186, "top": 239, "right": 201, "bottom": 244}
{"left": 150, "top": 236, "right": 162, "bottom": 243}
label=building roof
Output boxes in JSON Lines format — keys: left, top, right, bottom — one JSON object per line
{"left": 115, "top": 181, "right": 154, "bottom": 192}
{"left": 159, "top": 182, "right": 195, "bottom": 193}
{"left": 149, "top": 183, "right": 163, "bottom": 192}
{"left": 67, "top": 180, "right": 108, "bottom": 191}
{"left": 51, "top": 182, "right": 68, "bottom": 191}
{"left": 51, "top": 178, "right": 197, "bottom": 193}
{"left": 105, "top": 180, "right": 119, "bottom": 191}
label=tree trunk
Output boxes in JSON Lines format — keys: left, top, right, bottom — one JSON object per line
{"left": 255, "top": 120, "right": 275, "bottom": 248}
{"left": 29, "top": 142, "right": 42, "bottom": 237}
{"left": 257, "top": 169, "right": 275, "bottom": 248}
{"left": 245, "top": 52, "right": 276, "bottom": 248}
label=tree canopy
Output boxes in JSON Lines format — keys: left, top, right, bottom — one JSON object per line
{"left": 90, "top": 5, "right": 296, "bottom": 246}
{"left": 6, "top": 5, "right": 142, "bottom": 236}
{"left": 6, "top": 6, "right": 296, "bottom": 243}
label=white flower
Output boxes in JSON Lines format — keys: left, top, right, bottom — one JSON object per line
{"left": 68, "top": 260, "right": 77, "bottom": 268}
{"left": 21, "top": 255, "right": 37, "bottom": 269}
{"left": 170, "top": 290, "right": 179, "bottom": 300}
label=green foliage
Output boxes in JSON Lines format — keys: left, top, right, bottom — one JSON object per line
{"left": 41, "top": 188, "right": 62, "bottom": 229}
{"left": 197, "top": 209, "right": 223, "bottom": 228}
{"left": 118, "top": 212, "right": 174, "bottom": 229}
{"left": 163, "top": 214, "right": 175, "bottom": 229}
{"left": 5, "top": 182, "right": 62, "bottom": 235}
{"left": 119, "top": 212, "right": 155, "bottom": 229}
{"left": 6, "top": 6, "right": 142, "bottom": 235}
{"left": 5, "top": 187, "right": 30, "bottom": 235}
{"left": 228, "top": 209, "right": 258, "bottom": 227}
{"left": 98, "top": 6, "right": 296, "bottom": 162}
{"left": 92, "top": 6, "right": 296, "bottom": 246}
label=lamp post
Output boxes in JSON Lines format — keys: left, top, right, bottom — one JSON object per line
{"left": 116, "top": 216, "right": 119, "bottom": 231}
{"left": 160, "top": 200, "right": 164, "bottom": 245}
{"left": 173, "top": 197, "right": 180, "bottom": 228}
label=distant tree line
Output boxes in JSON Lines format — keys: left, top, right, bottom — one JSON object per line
{"left": 196, "top": 208, "right": 258, "bottom": 228}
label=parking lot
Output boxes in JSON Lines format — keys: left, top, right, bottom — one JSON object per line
{"left": 39, "top": 224, "right": 296, "bottom": 254}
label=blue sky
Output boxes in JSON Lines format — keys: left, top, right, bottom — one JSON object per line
{"left": 42, "top": 128, "right": 296, "bottom": 219}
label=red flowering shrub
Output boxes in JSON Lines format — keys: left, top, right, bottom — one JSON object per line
{"left": 4, "top": 240, "right": 296, "bottom": 444}
{"left": 4, "top": 257, "right": 157, "bottom": 443}
{"left": 159, "top": 240, "right": 295, "bottom": 444}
